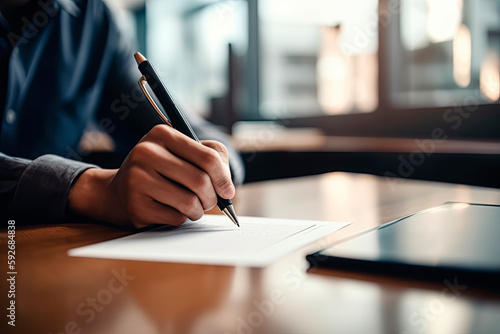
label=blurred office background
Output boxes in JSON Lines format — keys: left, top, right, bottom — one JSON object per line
{"left": 100, "top": 0, "right": 500, "bottom": 185}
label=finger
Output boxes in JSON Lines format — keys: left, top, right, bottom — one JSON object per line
{"left": 201, "top": 140, "right": 229, "bottom": 165}
{"left": 139, "top": 141, "right": 218, "bottom": 211}
{"left": 129, "top": 196, "right": 187, "bottom": 228}
{"left": 147, "top": 125, "right": 235, "bottom": 199}
{"left": 148, "top": 175, "right": 205, "bottom": 222}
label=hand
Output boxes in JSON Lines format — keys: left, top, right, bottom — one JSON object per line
{"left": 68, "top": 125, "right": 235, "bottom": 228}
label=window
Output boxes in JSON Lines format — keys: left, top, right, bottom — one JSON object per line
{"left": 390, "top": 0, "right": 500, "bottom": 108}
{"left": 145, "top": 0, "right": 248, "bottom": 119}
{"left": 142, "top": 0, "right": 500, "bottom": 137}
{"left": 259, "top": 0, "right": 379, "bottom": 118}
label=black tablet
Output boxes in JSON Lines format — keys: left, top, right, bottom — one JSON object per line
{"left": 307, "top": 203, "right": 500, "bottom": 289}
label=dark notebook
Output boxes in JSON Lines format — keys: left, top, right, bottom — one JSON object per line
{"left": 307, "top": 203, "right": 500, "bottom": 289}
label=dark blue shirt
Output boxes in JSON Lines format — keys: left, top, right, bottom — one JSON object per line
{"left": 0, "top": 0, "right": 244, "bottom": 223}
{"left": 1, "top": 0, "right": 152, "bottom": 157}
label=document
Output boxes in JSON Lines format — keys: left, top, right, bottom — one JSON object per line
{"left": 68, "top": 215, "right": 349, "bottom": 267}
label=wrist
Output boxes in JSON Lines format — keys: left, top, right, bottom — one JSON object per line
{"left": 68, "top": 168, "right": 122, "bottom": 223}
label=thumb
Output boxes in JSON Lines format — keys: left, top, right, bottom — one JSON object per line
{"left": 201, "top": 140, "right": 234, "bottom": 199}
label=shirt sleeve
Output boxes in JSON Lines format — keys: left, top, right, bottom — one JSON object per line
{"left": 0, "top": 152, "right": 97, "bottom": 223}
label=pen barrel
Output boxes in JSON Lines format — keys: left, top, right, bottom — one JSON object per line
{"left": 137, "top": 56, "right": 235, "bottom": 219}
{"left": 138, "top": 61, "right": 200, "bottom": 142}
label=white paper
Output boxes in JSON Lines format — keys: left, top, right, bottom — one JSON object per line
{"left": 68, "top": 215, "right": 349, "bottom": 267}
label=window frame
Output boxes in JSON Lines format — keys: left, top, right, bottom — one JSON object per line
{"left": 244, "top": 0, "right": 500, "bottom": 140}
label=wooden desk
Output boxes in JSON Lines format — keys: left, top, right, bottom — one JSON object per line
{"left": 2, "top": 172, "right": 500, "bottom": 334}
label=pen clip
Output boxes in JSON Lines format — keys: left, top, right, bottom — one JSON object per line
{"left": 138, "top": 75, "right": 173, "bottom": 127}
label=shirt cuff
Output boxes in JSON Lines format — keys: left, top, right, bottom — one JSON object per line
{"left": 12, "top": 155, "right": 98, "bottom": 223}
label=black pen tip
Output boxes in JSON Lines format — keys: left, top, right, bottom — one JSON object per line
{"left": 222, "top": 205, "right": 240, "bottom": 227}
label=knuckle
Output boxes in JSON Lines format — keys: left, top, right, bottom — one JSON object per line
{"left": 202, "top": 149, "right": 220, "bottom": 169}
{"left": 206, "top": 196, "right": 217, "bottom": 211}
{"left": 161, "top": 124, "right": 176, "bottom": 139}
{"left": 194, "top": 172, "right": 211, "bottom": 190}
{"left": 215, "top": 142, "right": 228, "bottom": 155}
{"left": 204, "top": 141, "right": 229, "bottom": 161}
{"left": 150, "top": 124, "right": 169, "bottom": 137}
{"left": 148, "top": 124, "right": 175, "bottom": 143}
{"left": 179, "top": 194, "right": 202, "bottom": 218}
{"left": 169, "top": 212, "right": 187, "bottom": 226}
{"left": 129, "top": 142, "right": 155, "bottom": 163}
{"left": 191, "top": 210, "right": 203, "bottom": 221}
{"left": 127, "top": 150, "right": 141, "bottom": 165}
{"left": 184, "top": 194, "right": 198, "bottom": 209}
{"left": 203, "top": 140, "right": 226, "bottom": 151}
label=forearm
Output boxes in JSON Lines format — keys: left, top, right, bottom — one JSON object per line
{"left": 1, "top": 153, "right": 97, "bottom": 223}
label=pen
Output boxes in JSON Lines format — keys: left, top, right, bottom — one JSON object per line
{"left": 134, "top": 52, "right": 240, "bottom": 227}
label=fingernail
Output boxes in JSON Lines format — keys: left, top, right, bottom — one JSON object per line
{"left": 222, "top": 186, "right": 235, "bottom": 199}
